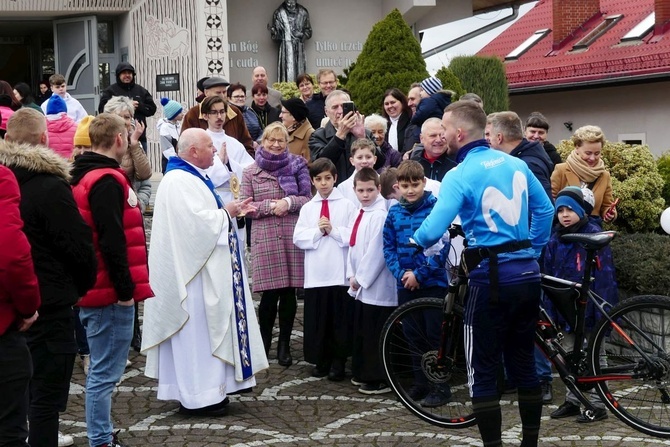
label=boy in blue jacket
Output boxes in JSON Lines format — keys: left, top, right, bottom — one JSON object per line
{"left": 546, "top": 186, "right": 618, "bottom": 423}
{"left": 383, "top": 160, "right": 451, "bottom": 407}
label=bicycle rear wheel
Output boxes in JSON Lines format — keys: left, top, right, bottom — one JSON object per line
{"left": 379, "top": 297, "right": 476, "bottom": 428}
{"left": 590, "top": 295, "right": 670, "bottom": 438}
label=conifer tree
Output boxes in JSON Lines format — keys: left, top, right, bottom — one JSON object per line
{"left": 347, "top": 9, "right": 428, "bottom": 115}
{"left": 435, "top": 67, "right": 466, "bottom": 100}
{"left": 449, "top": 56, "right": 509, "bottom": 114}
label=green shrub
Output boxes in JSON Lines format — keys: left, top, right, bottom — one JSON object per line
{"left": 448, "top": 56, "right": 508, "bottom": 114}
{"left": 272, "top": 82, "right": 300, "bottom": 100}
{"left": 346, "top": 9, "right": 428, "bottom": 115}
{"left": 434, "top": 67, "right": 465, "bottom": 101}
{"left": 656, "top": 151, "right": 670, "bottom": 207}
{"left": 555, "top": 140, "right": 665, "bottom": 233}
{"left": 611, "top": 233, "right": 670, "bottom": 296}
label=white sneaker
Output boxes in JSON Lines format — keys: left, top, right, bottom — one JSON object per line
{"left": 82, "top": 355, "right": 90, "bottom": 376}
{"left": 126, "top": 358, "right": 132, "bottom": 368}
{"left": 58, "top": 431, "right": 74, "bottom": 447}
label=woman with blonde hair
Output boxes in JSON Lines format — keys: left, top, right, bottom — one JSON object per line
{"left": 550, "top": 125, "right": 617, "bottom": 223}
{"left": 241, "top": 122, "right": 311, "bottom": 367}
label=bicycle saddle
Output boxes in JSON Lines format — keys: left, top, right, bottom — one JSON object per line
{"left": 560, "top": 231, "right": 616, "bottom": 250}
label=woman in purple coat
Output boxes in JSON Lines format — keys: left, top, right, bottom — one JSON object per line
{"left": 241, "top": 122, "right": 312, "bottom": 367}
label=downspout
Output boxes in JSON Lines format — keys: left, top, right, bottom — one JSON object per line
{"left": 421, "top": 5, "right": 520, "bottom": 58}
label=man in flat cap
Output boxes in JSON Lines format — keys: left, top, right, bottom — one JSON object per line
{"left": 182, "top": 76, "right": 255, "bottom": 157}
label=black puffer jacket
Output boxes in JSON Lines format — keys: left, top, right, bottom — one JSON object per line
{"left": 511, "top": 138, "right": 554, "bottom": 200}
{"left": 0, "top": 141, "right": 97, "bottom": 320}
{"left": 98, "top": 62, "right": 157, "bottom": 143}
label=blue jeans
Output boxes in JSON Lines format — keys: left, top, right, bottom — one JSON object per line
{"left": 80, "top": 304, "right": 134, "bottom": 447}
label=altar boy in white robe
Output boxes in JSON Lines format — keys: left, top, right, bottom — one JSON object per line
{"left": 293, "top": 158, "right": 358, "bottom": 380}
{"left": 346, "top": 168, "right": 397, "bottom": 394}
{"left": 202, "top": 95, "right": 254, "bottom": 245}
{"left": 142, "top": 128, "right": 268, "bottom": 417}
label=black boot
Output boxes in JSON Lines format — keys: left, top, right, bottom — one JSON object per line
{"left": 277, "top": 290, "right": 297, "bottom": 366}
{"left": 258, "top": 291, "right": 279, "bottom": 356}
{"left": 277, "top": 338, "right": 292, "bottom": 367}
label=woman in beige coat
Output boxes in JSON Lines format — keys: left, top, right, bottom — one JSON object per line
{"left": 550, "top": 125, "right": 617, "bottom": 222}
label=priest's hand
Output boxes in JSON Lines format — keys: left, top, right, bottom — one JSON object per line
{"left": 226, "top": 197, "right": 255, "bottom": 217}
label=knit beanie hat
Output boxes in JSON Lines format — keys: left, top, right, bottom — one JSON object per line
{"left": 420, "top": 76, "right": 442, "bottom": 96}
{"left": 46, "top": 94, "right": 67, "bottom": 115}
{"left": 161, "top": 97, "right": 183, "bottom": 121}
{"left": 281, "top": 98, "right": 309, "bottom": 123}
{"left": 555, "top": 186, "right": 586, "bottom": 218}
{"left": 74, "top": 115, "right": 94, "bottom": 147}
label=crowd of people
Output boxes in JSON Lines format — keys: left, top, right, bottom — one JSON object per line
{"left": 0, "top": 63, "right": 621, "bottom": 447}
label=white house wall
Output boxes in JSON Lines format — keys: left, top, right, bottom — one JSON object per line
{"left": 510, "top": 81, "right": 670, "bottom": 156}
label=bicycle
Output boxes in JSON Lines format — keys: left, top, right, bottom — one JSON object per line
{"left": 380, "top": 227, "right": 670, "bottom": 437}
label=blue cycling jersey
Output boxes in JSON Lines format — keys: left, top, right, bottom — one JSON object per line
{"left": 413, "top": 142, "right": 553, "bottom": 283}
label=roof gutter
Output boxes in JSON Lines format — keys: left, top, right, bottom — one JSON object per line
{"left": 509, "top": 71, "right": 670, "bottom": 94}
{"left": 422, "top": 4, "right": 520, "bottom": 59}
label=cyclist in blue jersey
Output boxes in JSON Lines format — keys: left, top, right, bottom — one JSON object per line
{"left": 413, "top": 101, "right": 554, "bottom": 447}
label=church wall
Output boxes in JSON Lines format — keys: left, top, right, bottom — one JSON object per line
{"left": 227, "top": 0, "right": 382, "bottom": 85}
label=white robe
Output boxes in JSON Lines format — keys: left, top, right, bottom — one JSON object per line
{"left": 346, "top": 195, "right": 397, "bottom": 307}
{"left": 293, "top": 188, "right": 357, "bottom": 288}
{"left": 142, "top": 168, "right": 268, "bottom": 408}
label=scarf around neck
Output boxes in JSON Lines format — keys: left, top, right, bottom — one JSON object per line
{"left": 566, "top": 150, "right": 606, "bottom": 183}
{"left": 255, "top": 147, "right": 310, "bottom": 196}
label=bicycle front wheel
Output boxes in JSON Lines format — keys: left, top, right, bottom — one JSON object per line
{"left": 590, "top": 295, "right": 670, "bottom": 437}
{"left": 379, "top": 297, "right": 476, "bottom": 429}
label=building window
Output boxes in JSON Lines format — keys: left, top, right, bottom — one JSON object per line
{"left": 98, "top": 21, "right": 114, "bottom": 54}
{"left": 505, "top": 29, "right": 551, "bottom": 61}
{"left": 619, "top": 133, "right": 646, "bottom": 146}
{"left": 621, "top": 12, "right": 655, "bottom": 42}
{"left": 572, "top": 15, "right": 623, "bottom": 50}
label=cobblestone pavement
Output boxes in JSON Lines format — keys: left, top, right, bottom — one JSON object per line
{"left": 58, "top": 179, "right": 670, "bottom": 446}
{"left": 61, "top": 298, "right": 670, "bottom": 447}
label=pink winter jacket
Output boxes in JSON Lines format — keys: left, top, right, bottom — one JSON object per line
{"left": 47, "top": 113, "right": 77, "bottom": 159}
{"left": 0, "top": 106, "right": 14, "bottom": 131}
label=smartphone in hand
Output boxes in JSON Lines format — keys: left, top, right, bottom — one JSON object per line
{"left": 606, "top": 198, "right": 620, "bottom": 216}
{"left": 342, "top": 101, "right": 356, "bottom": 116}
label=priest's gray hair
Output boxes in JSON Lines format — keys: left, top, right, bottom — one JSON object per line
{"left": 177, "top": 128, "right": 203, "bottom": 155}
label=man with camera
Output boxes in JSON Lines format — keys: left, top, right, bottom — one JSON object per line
{"left": 99, "top": 62, "right": 157, "bottom": 152}
{"left": 308, "top": 90, "right": 385, "bottom": 185}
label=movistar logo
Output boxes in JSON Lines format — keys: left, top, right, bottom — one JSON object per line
{"left": 481, "top": 171, "right": 528, "bottom": 233}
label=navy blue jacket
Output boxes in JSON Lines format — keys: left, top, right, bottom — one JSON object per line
{"left": 511, "top": 138, "right": 554, "bottom": 200}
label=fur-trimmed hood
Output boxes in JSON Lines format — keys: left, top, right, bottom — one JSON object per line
{"left": 0, "top": 140, "right": 71, "bottom": 181}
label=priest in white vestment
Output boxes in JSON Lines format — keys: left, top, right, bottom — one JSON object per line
{"left": 142, "top": 128, "right": 268, "bottom": 416}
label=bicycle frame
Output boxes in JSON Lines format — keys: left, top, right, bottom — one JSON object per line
{"left": 536, "top": 243, "right": 670, "bottom": 413}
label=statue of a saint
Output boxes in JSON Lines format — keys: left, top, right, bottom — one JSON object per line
{"left": 269, "top": 0, "right": 312, "bottom": 83}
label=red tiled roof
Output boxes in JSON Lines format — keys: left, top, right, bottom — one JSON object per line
{"left": 477, "top": 0, "right": 670, "bottom": 91}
